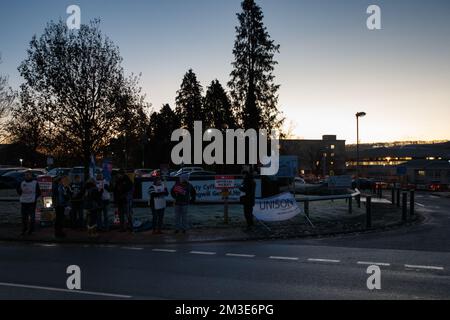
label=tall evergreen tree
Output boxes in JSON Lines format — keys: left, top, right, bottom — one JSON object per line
{"left": 203, "top": 80, "right": 236, "bottom": 129}
{"left": 148, "top": 104, "right": 181, "bottom": 166}
{"left": 175, "top": 69, "right": 204, "bottom": 132}
{"left": 228, "top": 0, "right": 284, "bottom": 132}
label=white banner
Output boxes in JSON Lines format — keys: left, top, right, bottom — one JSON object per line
{"left": 253, "top": 192, "right": 301, "bottom": 222}
{"left": 142, "top": 179, "right": 262, "bottom": 203}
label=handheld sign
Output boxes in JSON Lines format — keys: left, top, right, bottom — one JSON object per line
{"left": 215, "top": 176, "right": 235, "bottom": 189}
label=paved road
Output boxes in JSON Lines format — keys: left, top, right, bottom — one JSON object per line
{"left": 0, "top": 192, "right": 449, "bottom": 300}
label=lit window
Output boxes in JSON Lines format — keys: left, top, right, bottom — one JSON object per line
{"left": 418, "top": 170, "right": 425, "bottom": 177}
{"left": 330, "top": 145, "right": 335, "bottom": 150}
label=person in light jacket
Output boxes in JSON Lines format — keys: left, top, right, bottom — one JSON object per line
{"left": 148, "top": 176, "right": 169, "bottom": 234}
{"left": 16, "top": 171, "right": 41, "bottom": 236}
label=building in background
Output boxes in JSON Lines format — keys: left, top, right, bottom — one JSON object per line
{"left": 346, "top": 141, "right": 450, "bottom": 183}
{"left": 280, "top": 135, "right": 346, "bottom": 178}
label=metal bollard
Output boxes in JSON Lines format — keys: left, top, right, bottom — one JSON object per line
{"left": 391, "top": 187, "right": 396, "bottom": 205}
{"left": 304, "top": 200, "right": 310, "bottom": 218}
{"left": 410, "top": 190, "right": 415, "bottom": 216}
{"left": 366, "top": 196, "right": 372, "bottom": 229}
{"left": 402, "top": 192, "right": 408, "bottom": 222}
{"left": 357, "top": 194, "right": 361, "bottom": 208}
{"left": 378, "top": 186, "right": 383, "bottom": 199}
{"left": 348, "top": 197, "right": 353, "bottom": 214}
{"left": 396, "top": 189, "right": 401, "bottom": 208}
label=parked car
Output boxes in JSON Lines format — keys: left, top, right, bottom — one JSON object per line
{"left": 0, "top": 169, "right": 47, "bottom": 189}
{"left": 352, "top": 178, "right": 375, "bottom": 190}
{"left": 47, "top": 167, "right": 71, "bottom": 178}
{"left": 187, "top": 171, "right": 216, "bottom": 177}
{"left": 0, "top": 167, "right": 26, "bottom": 176}
{"left": 171, "top": 167, "right": 204, "bottom": 177}
{"left": 134, "top": 169, "right": 154, "bottom": 178}
{"left": 69, "top": 166, "right": 102, "bottom": 182}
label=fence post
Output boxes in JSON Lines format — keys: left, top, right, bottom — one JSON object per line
{"left": 357, "top": 194, "right": 361, "bottom": 208}
{"left": 348, "top": 196, "right": 353, "bottom": 214}
{"left": 402, "top": 191, "right": 408, "bottom": 222}
{"left": 366, "top": 196, "right": 372, "bottom": 229}
{"left": 304, "top": 200, "right": 310, "bottom": 218}
{"left": 391, "top": 187, "right": 396, "bottom": 205}
{"left": 396, "top": 188, "right": 401, "bottom": 208}
{"left": 410, "top": 190, "right": 415, "bottom": 217}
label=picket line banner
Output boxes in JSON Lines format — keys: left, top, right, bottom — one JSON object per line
{"left": 141, "top": 178, "right": 262, "bottom": 203}
{"left": 253, "top": 192, "right": 302, "bottom": 222}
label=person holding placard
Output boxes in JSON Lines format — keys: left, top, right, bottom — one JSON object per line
{"left": 148, "top": 176, "right": 169, "bottom": 234}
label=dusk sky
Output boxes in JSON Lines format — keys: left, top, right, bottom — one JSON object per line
{"left": 1, "top": 0, "right": 449, "bottom": 143}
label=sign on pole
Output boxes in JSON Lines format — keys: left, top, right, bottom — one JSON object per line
{"left": 215, "top": 176, "right": 235, "bottom": 189}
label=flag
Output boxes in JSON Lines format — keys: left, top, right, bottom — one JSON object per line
{"left": 89, "top": 155, "right": 96, "bottom": 179}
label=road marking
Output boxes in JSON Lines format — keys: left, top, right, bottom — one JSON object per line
{"left": 269, "top": 256, "right": 299, "bottom": 261}
{"left": 121, "top": 247, "right": 144, "bottom": 251}
{"left": 405, "top": 264, "right": 444, "bottom": 271}
{"left": 226, "top": 253, "right": 255, "bottom": 258}
{"left": 415, "top": 202, "right": 425, "bottom": 207}
{"left": 36, "top": 244, "right": 57, "bottom": 247}
{"left": 0, "top": 282, "right": 132, "bottom": 299}
{"left": 357, "top": 261, "right": 391, "bottom": 267}
{"left": 308, "top": 258, "right": 341, "bottom": 263}
{"left": 152, "top": 249, "right": 177, "bottom": 253}
{"left": 190, "top": 251, "right": 217, "bottom": 256}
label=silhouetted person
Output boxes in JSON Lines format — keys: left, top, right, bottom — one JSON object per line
{"left": 53, "top": 176, "right": 71, "bottom": 238}
{"left": 171, "top": 174, "right": 196, "bottom": 234}
{"left": 240, "top": 170, "right": 256, "bottom": 231}
{"left": 69, "top": 175, "right": 84, "bottom": 229}
{"left": 113, "top": 170, "right": 133, "bottom": 232}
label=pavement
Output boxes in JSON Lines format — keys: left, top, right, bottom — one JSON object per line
{"left": 0, "top": 191, "right": 448, "bottom": 300}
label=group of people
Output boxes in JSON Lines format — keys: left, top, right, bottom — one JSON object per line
{"left": 17, "top": 168, "right": 256, "bottom": 238}
{"left": 17, "top": 169, "right": 134, "bottom": 238}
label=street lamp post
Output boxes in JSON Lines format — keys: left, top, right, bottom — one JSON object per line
{"left": 356, "top": 112, "right": 367, "bottom": 181}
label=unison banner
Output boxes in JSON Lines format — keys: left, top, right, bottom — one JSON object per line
{"left": 253, "top": 192, "right": 301, "bottom": 222}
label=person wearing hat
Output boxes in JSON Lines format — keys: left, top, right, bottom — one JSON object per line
{"left": 16, "top": 170, "right": 41, "bottom": 236}
{"left": 148, "top": 176, "right": 169, "bottom": 234}
{"left": 170, "top": 174, "right": 196, "bottom": 234}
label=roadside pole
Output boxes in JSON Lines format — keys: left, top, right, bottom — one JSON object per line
{"left": 366, "top": 196, "right": 372, "bottom": 229}
{"left": 223, "top": 188, "right": 229, "bottom": 225}
{"left": 410, "top": 190, "right": 415, "bottom": 217}
{"left": 402, "top": 191, "right": 408, "bottom": 222}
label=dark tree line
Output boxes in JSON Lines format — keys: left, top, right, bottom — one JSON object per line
{"left": 7, "top": 0, "right": 284, "bottom": 172}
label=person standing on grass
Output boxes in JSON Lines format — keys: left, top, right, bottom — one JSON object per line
{"left": 53, "top": 176, "right": 71, "bottom": 238}
{"left": 113, "top": 169, "right": 133, "bottom": 232}
{"left": 69, "top": 175, "right": 84, "bottom": 229}
{"left": 171, "top": 174, "right": 196, "bottom": 234}
{"left": 148, "top": 176, "right": 168, "bottom": 234}
{"left": 17, "top": 170, "right": 41, "bottom": 236}
{"left": 84, "top": 178, "right": 102, "bottom": 237}
{"left": 96, "top": 173, "right": 111, "bottom": 231}
{"left": 240, "top": 170, "right": 256, "bottom": 231}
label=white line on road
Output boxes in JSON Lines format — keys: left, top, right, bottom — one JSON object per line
{"left": 357, "top": 261, "right": 391, "bottom": 267}
{"left": 0, "top": 282, "right": 132, "bottom": 299}
{"left": 226, "top": 253, "right": 256, "bottom": 258}
{"left": 308, "top": 258, "right": 341, "bottom": 263}
{"left": 405, "top": 264, "right": 444, "bottom": 271}
{"left": 269, "top": 256, "right": 299, "bottom": 261}
{"left": 35, "top": 243, "right": 57, "bottom": 247}
{"left": 190, "top": 251, "right": 217, "bottom": 256}
{"left": 121, "top": 247, "right": 144, "bottom": 251}
{"left": 415, "top": 202, "right": 426, "bottom": 207}
{"left": 152, "top": 249, "right": 177, "bottom": 253}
